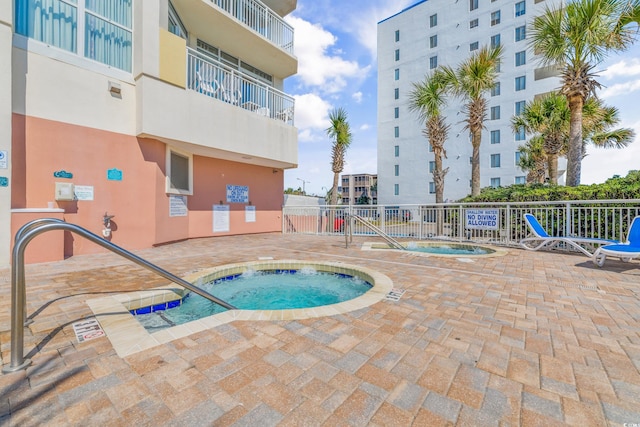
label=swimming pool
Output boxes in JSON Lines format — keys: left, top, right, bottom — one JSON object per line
{"left": 86, "top": 260, "right": 393, "bottom": 357}
{"left": 362, "top": 241, "right": 507, "bottom": 257}
{"left": 135, "top": 267, "right": 373, "bottom": 331}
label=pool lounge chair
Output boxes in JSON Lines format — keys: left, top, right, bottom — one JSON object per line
{"left": 520, "top": 213, "right": 618, "bottom": 257}
{"left": 593, "top": 215, "right": 640, "bottom": 267}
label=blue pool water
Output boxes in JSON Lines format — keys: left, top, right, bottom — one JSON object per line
{"left": 135, "top": 268, "right": 372, "bottom": 332}
{"left": 404, "top": 242, "right": 494, "bottom": 255}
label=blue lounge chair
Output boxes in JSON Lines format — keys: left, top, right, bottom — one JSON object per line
{"left": 520, "top": 213, "right": 618, "bottom": 257}
{"left": 593, "top": 216, "right": 640, "bottom": 267}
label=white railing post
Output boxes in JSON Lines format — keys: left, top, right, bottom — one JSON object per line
{"left": 565, "top": 202, "right": 572, "bottom": 236}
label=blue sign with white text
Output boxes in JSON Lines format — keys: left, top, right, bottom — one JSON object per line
{"left": 107, "top": 168, "right": 123, "bottom": 181}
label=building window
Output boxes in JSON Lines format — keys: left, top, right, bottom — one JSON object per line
{"left": 394, "top": 107, "right": 399, "bottom": 118}
{"left": 429, "top": 182, "right": 436, "bottom": 194}
{"left": 430, "top": 14, "right": 438, "bottom": 27}
{"left": 515, "top": 100, "right": 526, "bottom": 115}
{"left": 490, "top": 106, "right": 500, "bottom": 120}
{"left": 515, "top": 25, "right": 526, "bottom": 41}
{"left": 429, "top": 161, "right": 436, "bottom": 173}
{"left": 491, "top": 130, "right": 501, "bottom": 144}
{"left": 515, "top": 151, "right": 522, "bottom": 164}
{"left": 395, "top": 49, "right": 400, "bottom": 61}
{"left": 496, "top": 59, "right": 501, "bottom": 73}
{"left": 169, "top": 2, "right": 188, "bottom": 39}
{"left": 429, "top": 56, "right": 438, "bottom": 69}
{"left": 470, "top": 0, "right": 479, "bottom": 11}
{"left": 491, "top": 82, "right": 501, "bottom": 96}
{"left": 470, "top": 18, "right": 479, "bottom": 28}
{"left": 491, "top": 10, "right": 501, "bottom": 26}
{"left": 515, "top": 127, "right": 526, "bottom": 141}
{"left": 430, "top": 35, "right": 438, "bottom": 48}
{"left": 166, "top": 147, "right": 193, "bottom": 195}
{"left": 394, "top": 88, "right": 399, "bottom": 99}
{"left": 515, "top": 1, "right": 526, "bottom": 17}
{"left": 491, "top": 34, "right": 501, "bottom": 48}
{"left": 394, "top": 145, "right": 399, "bottom": 157}
{"left": 395, "top": 164, "right": 399, "bottom": 176}
{"left": 515, "top": 76, "right": 526, "bottom": 91}
{"left": 15, "top": 0, "right": 133, "bottom": 72}
{"left": 515, "top": 176, "right": 526, "bottom": 184}
{"left": 395, "top": 30, "right": 400, "bottom": 42}
{"left": 394, "top": 184, "right": 400, "bottom": 196}
{"left": 395, "top": 68, "right": 400, "bottom": 80}
{"left": 515, "top": 51, "right": 526, "bottom": 66}
{"left": 491, "top": 154, "right": 501, "bottom": 168}
{"left": 470, "top": 41, "right": 479, "bottom": 51}
{"left": 491, "top": 178, "right": 501, "bottom": 188}
{"left": 394, "top": 126, "right": 399, "bottom": 138}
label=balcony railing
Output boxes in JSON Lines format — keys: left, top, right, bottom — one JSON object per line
{"left": 187, "top": 48, "right": 295, "bottom": 125}
{"left": 210, "top": 0, "right": 294, "bottom": 53}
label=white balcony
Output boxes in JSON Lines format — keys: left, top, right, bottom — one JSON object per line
{"left": 187, "top": 48, "right": 295, "bottom": 126}
{"left": 210, "top": 0, "right": 294, "bottom": 54}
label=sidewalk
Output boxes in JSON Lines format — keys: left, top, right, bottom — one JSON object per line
{"left": 1, "top": 233, "right": 639, "bottom": 426}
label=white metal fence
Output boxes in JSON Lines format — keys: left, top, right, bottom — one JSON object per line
{"left": 282, "top": 200, "right": 640, "bottom": 247}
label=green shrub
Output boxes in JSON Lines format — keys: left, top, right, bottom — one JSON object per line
{"left": 459, "top": 170, "right": 640, "bottom": 202}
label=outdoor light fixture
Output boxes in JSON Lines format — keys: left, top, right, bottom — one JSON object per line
{"left": 108, "top": 81, "right": 121, "bottom": 96}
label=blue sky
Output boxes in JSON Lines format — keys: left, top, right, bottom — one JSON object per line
{"left": 283, "top": 0, "right": 640, "bottom": 197}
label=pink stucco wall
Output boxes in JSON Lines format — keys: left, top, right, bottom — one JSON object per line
{"left": 12, "top": 114, "right": 285, "bottom": 263}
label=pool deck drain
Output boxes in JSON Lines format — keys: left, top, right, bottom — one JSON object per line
{"left": 1, "top": 233, "right": 639, "bottom": 425}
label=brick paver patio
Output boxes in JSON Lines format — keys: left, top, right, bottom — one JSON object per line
{"left": 1, "top": 233, "right": 639, "bottom": 426}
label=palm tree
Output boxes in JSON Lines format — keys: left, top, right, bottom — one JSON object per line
{"left": 529, "top": 0, "right": 640, "bottom": 186}
{"left": 582, "top": 99, "right": 635, "bottom": 152}
{"left": 517, "top": 137, "right": 548, "bottom": 184}
{"left": 512, "top": 93, "right": 635, "bottom": 184}
{"left": 408, "top": 69, "right": 450, "bottom": 203}
{"left": 326, "top": 108, "right": 352, "bottom": 206}
{"left": 441, "top": 45, "right": 503, "bottom": 196}
{"left": 511, "top": 92, "right": 569, "bottom": 184}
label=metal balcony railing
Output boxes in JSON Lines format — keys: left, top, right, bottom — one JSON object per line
{"left": 210, "top": 0, "right": 294, "bottom": 53}
{"left": 187, "top": 48, "right": 295, "bottom": 126}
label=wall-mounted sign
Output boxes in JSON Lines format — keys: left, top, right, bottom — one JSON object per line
{"left": 107, "top": 168, "right": 123, "bottom": 181}
{"left": 169, "top": 195, "right": 188, "bottom": 217}
{"left": 245, "top": 205, "right": 256, "bottom": 222}
{"left": 0, "top": 151, "right": 7, "bottom": 169}
{"left": 213, "top": 204, "right": 230, "bottom": 232}
{"left": 0, "top": 177, "right": 8, "bottom": 187}
{"left": 465, "top": 209, "right": 499, "bottom": 230}
{"left": 53, "top": 170, "right": 73, "bottom": 179}
{"left": 74, "top": 185, "right": 94, "bottom": 201}
{"left": 226, "top": 185, "right": 249, "bottom": 203}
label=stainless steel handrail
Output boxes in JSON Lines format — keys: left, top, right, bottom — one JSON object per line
{"left": 348, "top": 214, "right": 406, "bottom": 250}
{"left": 3, "top": 219, "right": 236, "bottom": 373}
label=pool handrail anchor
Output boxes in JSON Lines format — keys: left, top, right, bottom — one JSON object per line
{"left": 3, "top": 219, "right": 237, "bottom": 374}
{"left": 347, "top": 213, "right": 406, "bottom": 250}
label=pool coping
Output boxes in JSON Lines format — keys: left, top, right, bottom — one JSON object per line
{"left": 86, "top": 260, "right": 394, "bottom": 358}
{"left": 361, "top": 241, "right": 509, "bottom": 258}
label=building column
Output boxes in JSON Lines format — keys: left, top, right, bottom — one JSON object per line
{"left": 0, "top": 1, "right": 13, "bottom": 267}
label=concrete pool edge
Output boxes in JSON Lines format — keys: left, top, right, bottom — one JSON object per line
{"left": 361, "top": 241, "right": 509, "bottom": 258}
{"left": 86, "top": 260, "right": 394, "bottom": 358}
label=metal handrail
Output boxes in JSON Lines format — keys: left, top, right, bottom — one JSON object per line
{"left": 3, "top": 219, "right": 236, "bottom": 373}
{"left": 348, "top": 214, "right": 406, "bottom": 250}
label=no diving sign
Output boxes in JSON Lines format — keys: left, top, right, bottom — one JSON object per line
{"left": 72, "top": 318, "right": 105, "bottom": 343}
{"left": 465, "top": 209, "right": 499, "bottom": 230}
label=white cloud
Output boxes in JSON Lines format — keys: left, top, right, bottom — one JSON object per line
{"left": 285, "top": 16, "right": 368, "bottom": 94}
{"left": 352, "top": 91, "right": 363, "bottom": 103}
{"left": 600, "top": 79, "right": 640, "bottom": 99}
{"left": 359, "top": 123, "right": 370, "bottom": 131}
{"left": 293, "top": 93, "right": 331, "bottom": 131}
{"left": 600, "top": 58, "right": 640, "bottom": 79}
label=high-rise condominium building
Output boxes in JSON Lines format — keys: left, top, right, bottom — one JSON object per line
{"left": 377, "top": 0, "right": 563, "bottom": 205}
{"left": 1, "top": 0, "right": 298, "bottom": 265}
{"left": 339, "top": 174, "right": 378, "bottom": 205}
